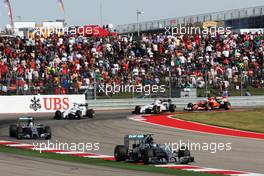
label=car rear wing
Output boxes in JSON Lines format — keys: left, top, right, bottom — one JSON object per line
{"left": 73, "top": 103, "right": 88, "bottom": 106}
{"left": 124, "top": 134, "right": 153, "bottom": 147}
{"left": 124, "top": 134, "right": 151, "bottom": 141}
{"left": 18, "top": 117, "right": 33, "bottom": 121}
{"left": 128, "top": 134, "right": 145, "bottom": 139}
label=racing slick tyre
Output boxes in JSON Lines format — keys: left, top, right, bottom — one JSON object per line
{"left": 153, "top": 105, "right": 161, "bottom": 114}
{"left": 68, "top": 114, "right": 75, "bottom": 119}
{"left": 54, "top": 110, "right": 62, "bottom": 120}
{"left": 145, "top": 109, "right": 152, "bottom": 114}
{"left": 187, "top": 103, "right": 194, "bottom": 108}
{"left": 223, "top": 102, "right": 231, "bottom": 110}
{"left": 134, "top": 106, "right": 141, "bottom": 114}
{"left": 185, "top": 103, "right": 194, "bottom": 111}
{"left": 86, "top": 109, "right": 95, "bottom": 119}
{"left": 178, "top": 147, "right": 191, "bottom": 164}
{"left": 114, "top": 145, "right": 127, "bottom": 162}
{"left": 169, "top": 104, "right": 176, "bottom": 112}
{"left": 32, "top": 133, "right": 38, "bottom": 139}
{"left": 76, "top": 110, "right": 82, "bottom": 119}
{"left": 132, "top": 153, "right": 140, "bottom": 162}
{"left": 204, "top": 103, "right": 210, "bottom": 111}
{"left": 16, "top": 127, "right": 23, "bottom": 139}
{"left": 44, "top": 126, "right": 52, "bottom": 140}
{"left": 143, "top": 148, "right": 154, "bottom": 164}
{"left": 9, "top": 125, "right": 17, "bottom": 137}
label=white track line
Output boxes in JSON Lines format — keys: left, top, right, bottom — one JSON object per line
{"left": 0, "top": 140, "right": 17, "bottom": 143}
{"left": 55, "top": 151, "right": 86, "bottom": 154}
{"left": 155, "top": 165, "right": 264, "bottom": 175}
{"left": 233, "top": 174, "right": 264, "bottom": 176}
{"left": 32, "top": 147, "right": 56, "bottom": 151}
{"left": 86, "top": 155, "right": 114, "bottom": 158}
{"left": 6, "top": 143, "right": 34, "bottom": 147}
{"left": 186, "top": 168, "right": 234, "bottom": 172}
{"left": 0, "top": 140, "right": 12, "bottom": 142}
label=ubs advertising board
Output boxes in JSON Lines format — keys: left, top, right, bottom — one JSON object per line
{"left": 0, "top": 95, "right": 85, "bottom": 113}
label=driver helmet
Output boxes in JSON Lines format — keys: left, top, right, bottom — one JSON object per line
{"left": 154, "top": 99, "right": 161, "bottom": 105}
{"left": 216, "top": 97, "right": 222, "bottom": 101}
{"left": 29, "top": 122, "right": 33, "bottom": 127}
{"left": 208, "top": 96, "right": 216, "bottom": 102}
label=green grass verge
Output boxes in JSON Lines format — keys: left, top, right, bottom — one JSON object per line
{"left": 174, "top": 109, "right": 264, "bottom": 133}
{"left": 0, "top": 145, "right": 214, "bottom": 176}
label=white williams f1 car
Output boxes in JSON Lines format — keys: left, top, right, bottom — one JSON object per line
{"left": 54, "top": 103, "right": 95, "bottom": 120}
{"left": 132, "top": 99, "right": 176, "bottom": 114}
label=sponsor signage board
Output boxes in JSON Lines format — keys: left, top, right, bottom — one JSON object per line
{"left": 0, "top": 95, "right": 85, "bottom": 113}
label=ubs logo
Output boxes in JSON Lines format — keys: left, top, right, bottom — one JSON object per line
{"left": 29, "top": 97, "right": 42, "bottom": 111}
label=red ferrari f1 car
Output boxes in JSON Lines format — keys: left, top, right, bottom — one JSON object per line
{"left": 184, "top": 97, "right": 231, "bottom": 111}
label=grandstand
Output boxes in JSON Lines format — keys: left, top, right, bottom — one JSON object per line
{"left": 1, "top": 5, "right": 264, "bottom": 98}
{"left": 116, "top": 5, "right": 264, "bottom": 34}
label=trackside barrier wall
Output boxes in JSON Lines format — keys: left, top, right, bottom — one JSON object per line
{"left": 0, "top": 95, "right": 85, "bottom": 113}
{"left": 0, "top": 95, "right": 262, "bottom": 113}
{"left": 87, "top": 96, "right": 264, "bottom": 110}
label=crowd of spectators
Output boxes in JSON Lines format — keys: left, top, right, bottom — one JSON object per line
{"left": 0, "top": 30, "right": 264, "bottom": 96}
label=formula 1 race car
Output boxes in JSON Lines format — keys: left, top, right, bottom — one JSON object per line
{"left": 184, "top": 97, "right": 231, "bottom": 111}
{"left": 54, "top": 103, "right": 95, "bottom": 120}
{"left": 9, "top": 116, "right": 51, "bottom": 140}
{"left": 114, "top": 134, "right": 194, "bottom": 164}
{"left": 132, "top": 99, "right": 176, "bottom": 114}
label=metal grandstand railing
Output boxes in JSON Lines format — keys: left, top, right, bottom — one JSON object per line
{"left": 116, "top": 5, "right": 264, "bottom": 33}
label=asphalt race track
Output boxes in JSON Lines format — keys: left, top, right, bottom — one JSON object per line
{"left": 0, "top": 110, "right": 264, "bottom": 174}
